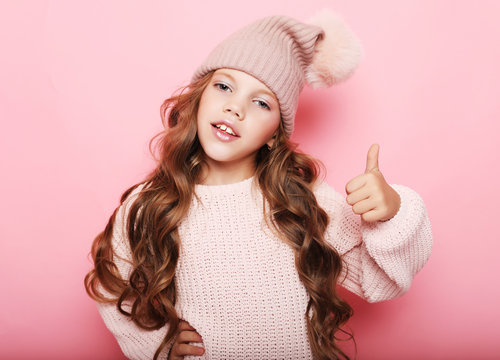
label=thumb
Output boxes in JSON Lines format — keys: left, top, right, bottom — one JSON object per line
{"left": 364, "top": 143, "right": 380, "bottom": 173}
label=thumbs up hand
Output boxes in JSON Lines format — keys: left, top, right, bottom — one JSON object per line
{"left": 345, "top": 144, "right": 401, "bottom": 222}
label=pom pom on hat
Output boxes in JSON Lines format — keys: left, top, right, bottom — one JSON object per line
{"left": 305, "top": 9, "right": 364, "bottom": 88}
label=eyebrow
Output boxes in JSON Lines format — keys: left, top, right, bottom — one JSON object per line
{"left": 215, "top": 71, "right": 277, "bottom": 101}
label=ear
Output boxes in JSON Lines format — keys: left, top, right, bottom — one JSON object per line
{"left": 266, "top": 132, "right": 277, "bottom": 148}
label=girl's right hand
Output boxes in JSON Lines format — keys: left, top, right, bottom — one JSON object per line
{"left": 168, "top": 320, "right": 205, "bottom": 359}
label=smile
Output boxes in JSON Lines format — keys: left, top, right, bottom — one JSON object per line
{"left": 211, "top": 124, "right": 239, "bottom": 142}
{"left": 213, "top": 123, "right": 237, "bottom": 136}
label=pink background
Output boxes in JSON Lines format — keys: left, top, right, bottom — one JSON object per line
{"left": 1, "top": 1, "right": 499, "bottom": 359}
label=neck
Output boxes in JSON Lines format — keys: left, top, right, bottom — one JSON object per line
{"left": 199, "top": 160, "right": 256, "bottom": 186}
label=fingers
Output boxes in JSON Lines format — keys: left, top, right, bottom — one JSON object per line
{"left": 359, "top": 208, "right": 383, "bottom": 222}
{"left": 346, "top": 186, "right": 371, "bottom": 206}
{"left": 352, "top": 199, "right": 382, "bottom": 222}
{"left": 350, "top": 198, "right": 376, "bottom": 216}
{"left": 364, "top": 143, "right": 380, "bottom": 174}
{"left": 174, "top": 342, "right": 205, "bottom": 357}
{"left": 346, "top": 143, "right": 382, "bottom": 195}
{"left": 345, "top": 143, "right": 394, "bottom": 223}
{"left": 178, "top": 319, "right": 196, "bottom": 331}
{"left": 169, "top": 320, "right": 205, "bottom": 359}
{"left": 345, "top": 173, "right": 366, "bottom": 195}
{"left": 176, "top": 327, "right": 203, "bottom": 344}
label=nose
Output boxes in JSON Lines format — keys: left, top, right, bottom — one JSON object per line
{"left": 223, "top": 101, "right": 244, "bottom": 120}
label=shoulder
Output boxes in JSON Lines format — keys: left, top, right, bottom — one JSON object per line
{"left": 310, "top": 177, "right": 346, "bottom": 210}
{"left": 112, "top": 182, "right": 149, "bottom": 265}
{"left": 123, "top": 181, "right": 149, "bottom": 205}
{"left": 310, "top": 177, "right": 352, "bottom": 225}
{"left": 114, "top": 181, "right": 150, "bottom": 239}
{"left": 117, "top": 182, "right": 149, "bottom": 218}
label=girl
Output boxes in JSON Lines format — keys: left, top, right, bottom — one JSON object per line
{"left": 84, "top": 9, "right": 433, "bottom": 360}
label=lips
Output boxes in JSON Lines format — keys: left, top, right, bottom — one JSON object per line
{"left": 210, "top": 119, "right": 240, "bottom": 137}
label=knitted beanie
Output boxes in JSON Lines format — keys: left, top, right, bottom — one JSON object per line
{"left": 191, "top": 9, "right": 364, "bottom": 137}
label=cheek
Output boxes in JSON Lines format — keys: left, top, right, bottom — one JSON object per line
{"left": 197, "top": 93, "right": 211, "bottom": 125}
{"left": 260, "top": 113, "right": 281, "bottom": 137}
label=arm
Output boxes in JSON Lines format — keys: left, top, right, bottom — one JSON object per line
{"left": 316, "top": 182, "right": 433, "bottom": 302}
{"left": 95, "top": 184, "right": 175, "bottom": 359}
{"left": 96, "top": 301, "right": 173, "bottom": 360}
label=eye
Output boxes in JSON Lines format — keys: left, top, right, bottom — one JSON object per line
{"left": 214, "top": 83, "right": 231, "bottom": 92}
{"left": 255, "top": 100, "right": 270, "bottom": 110}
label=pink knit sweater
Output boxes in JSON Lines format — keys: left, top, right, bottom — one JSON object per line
{"left": 96, "top": 175, "right": 433, "bottom": 359}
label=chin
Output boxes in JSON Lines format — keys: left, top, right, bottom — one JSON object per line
{"left": 205, "top": 152, "right": 238, "bottom": 164}
{"left": 200, "top": 145, "right": 232, "bottom": 160}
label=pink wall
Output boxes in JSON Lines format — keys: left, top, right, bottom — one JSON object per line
{"left": 1, "top": 0, "right": 499, "bottom": 359}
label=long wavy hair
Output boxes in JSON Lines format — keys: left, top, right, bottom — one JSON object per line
{"left": 84, "top": 70, "right": 357, "bottom": 359}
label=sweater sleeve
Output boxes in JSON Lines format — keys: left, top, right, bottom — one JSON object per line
{"left": 95, "top": 184, "right": 174, "bottom": 359}
{"left": 314, "top": 181, "right": 433, "bottom": 303}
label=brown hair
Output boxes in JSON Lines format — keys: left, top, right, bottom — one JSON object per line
{"left": 84, "top": 70, "right": 357, "bottom": 359}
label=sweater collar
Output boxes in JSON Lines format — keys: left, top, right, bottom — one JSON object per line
{"left": 194, "top": 174, "right": 257, "bottom": 197}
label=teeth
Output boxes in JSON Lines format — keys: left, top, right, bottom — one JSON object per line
{"left": 215, "top": 124, "right": 236, "bottom": 136}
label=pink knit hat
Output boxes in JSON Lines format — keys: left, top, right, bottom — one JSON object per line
{"left": 191, "top": 9, "right": 364, "bottom": 137}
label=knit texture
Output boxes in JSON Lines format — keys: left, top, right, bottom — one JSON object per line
{"left": 96, "top": 176, "right": 433, "bottom": 359}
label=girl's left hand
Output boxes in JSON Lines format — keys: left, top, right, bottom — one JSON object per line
{"left": 345, "top": 144, "right": 401, "bottom": 222}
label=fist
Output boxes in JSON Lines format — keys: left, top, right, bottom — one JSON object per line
{"left": 345, "top": 144, "right": 401, "bottom": 222}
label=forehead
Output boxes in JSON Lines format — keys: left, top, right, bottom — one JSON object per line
{"left": 213, "top": 68, "right": 277, "bottom": 100}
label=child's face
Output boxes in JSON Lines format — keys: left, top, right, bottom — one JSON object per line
{"left": 197, "top": 68, "right": 281, "bottom": 174}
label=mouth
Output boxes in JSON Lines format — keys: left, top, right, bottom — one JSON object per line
{"left": 210, "top": 122, "right": 240, "bottom": 137}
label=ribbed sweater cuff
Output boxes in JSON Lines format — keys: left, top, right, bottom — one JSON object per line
{"left": 362, "top": 184, "right": 426, "bottom": 250}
